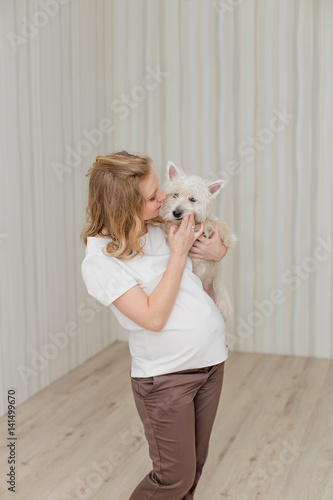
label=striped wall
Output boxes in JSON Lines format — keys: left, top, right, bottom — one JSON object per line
{"left": 0, "top": 0, "right": 332, "bottom": 416}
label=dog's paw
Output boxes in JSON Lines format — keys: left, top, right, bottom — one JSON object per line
{"left": 216, "top": 221, "right": 238, "bottom": 249}
{"left": 223, "top": 233, "right": 238, "bottom": 249}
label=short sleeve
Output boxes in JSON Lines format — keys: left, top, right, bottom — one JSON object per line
{"left": 81, "top": 254, "right": 138, "bottom": 306}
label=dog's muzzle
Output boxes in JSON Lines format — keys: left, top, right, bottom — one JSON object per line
{"left": 172, "top": 209, "right": 183, "bottom": 219}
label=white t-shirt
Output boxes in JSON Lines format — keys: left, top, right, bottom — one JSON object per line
{"left": 81, "top": 225, "right": 228, "bottom": 377}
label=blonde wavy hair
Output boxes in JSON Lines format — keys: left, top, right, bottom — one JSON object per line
{"left": 80, "top": 150, "right": 163, "bottom": 260}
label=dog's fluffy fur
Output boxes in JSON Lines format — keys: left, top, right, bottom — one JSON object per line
{"left": 160, "top": 161, "right": 237, "bottom": 322}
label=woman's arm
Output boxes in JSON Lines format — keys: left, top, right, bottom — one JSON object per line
{"left": 112, "top": 215, "right": 204, "bottom": 332}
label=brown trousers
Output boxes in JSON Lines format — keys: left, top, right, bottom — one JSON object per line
{"left": 129, "top": 361, "right": 225, "bottom": 499}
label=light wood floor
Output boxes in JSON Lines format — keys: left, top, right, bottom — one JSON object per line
{"left": 0, "top": 341, "right": 332, "bottom": 500}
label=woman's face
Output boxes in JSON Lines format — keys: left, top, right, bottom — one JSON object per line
{"left": 140, "top": 168, "right": 166, "bottom": 221}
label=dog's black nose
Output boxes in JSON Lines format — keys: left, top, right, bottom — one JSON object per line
{"left": 172, "top": 209, "right": 183, "bottom": 219}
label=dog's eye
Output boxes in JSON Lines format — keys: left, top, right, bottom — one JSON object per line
{"left": 189, "top": 197, "right": 197, "bottom": 202}
{"left": 173, "top": 193, "right": 179, "bottom": 198}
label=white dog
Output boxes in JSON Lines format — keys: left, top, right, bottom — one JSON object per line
{"left": 160, "top": 161, "right": 237, "bottom": 322}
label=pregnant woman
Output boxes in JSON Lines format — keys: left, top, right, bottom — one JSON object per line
{"left": 80, "top": 150, "right": 229, "bottom": 499}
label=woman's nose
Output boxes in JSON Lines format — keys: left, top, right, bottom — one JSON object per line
{"left": 158, "top": 190, "right": 167, "bottom": 201}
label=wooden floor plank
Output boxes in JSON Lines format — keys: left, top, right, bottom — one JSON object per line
{"left": 0, "top": 341, "right": 332, "bottom": 500}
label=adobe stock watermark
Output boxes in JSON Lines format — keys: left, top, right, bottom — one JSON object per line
{"left": 60, "top": 423, "right": 144, "bottom": 500}
{"left": 52, "top": 64, "right": 169, "bottom": 183}
{"left": 17, "top": 262, "right": 134, "bottom": 386}
{"left": 227, "top": 234, "right": 333, "bottom": 349}
{"left": 212, "top": 0, "right": 244, "bottom": 21}
{"left": 7, "top": 0, "right": 70, "bottom": 53}
{"left": 207, "top": 106, "right": 296, "bottom": 183}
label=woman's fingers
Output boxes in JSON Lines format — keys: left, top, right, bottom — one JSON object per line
{"left": 187, "top": 214, "right": 195, "bottom": 232}
{"left": 194, "top": 222, "right": 204, "bottom": 238}
{"left": 174, "top": 214, "right": 203, "bottom": 240}
{"left": 181, "top": 215, "right": 204, "bottom": 238}
{"left": 179, "top": 214, "right": 190, "bottom": 232}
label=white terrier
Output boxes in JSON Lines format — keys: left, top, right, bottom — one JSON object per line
{"left": 160, "top": 161, "right": 237, "bottom": 322}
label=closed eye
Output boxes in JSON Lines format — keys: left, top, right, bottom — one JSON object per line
{"left": 173, "top": 193, "right": 179, "bottom": 198}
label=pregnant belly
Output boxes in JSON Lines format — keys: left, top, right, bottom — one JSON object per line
{"left": 142, "top": 306, "right": 225, "bottom": 361}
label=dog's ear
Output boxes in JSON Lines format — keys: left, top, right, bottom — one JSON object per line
{"left": 207, "top": 179, "right": 227, "bottom": 197}
{"left": 166, "top": 161, "right": 181, "bottom": 180}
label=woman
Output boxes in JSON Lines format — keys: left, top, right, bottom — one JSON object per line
{"left": 80, "top": 150, "right": 229, "bottom": 499}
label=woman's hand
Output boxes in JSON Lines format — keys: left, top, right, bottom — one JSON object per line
{"left": 168, "top": 215, "right": 204, "bottom": 259}
{"left": 113, "top": 215, "right": 204, "bottom": 332}
{"left": 188, "top": 220, "right": 227, "bottom": 262}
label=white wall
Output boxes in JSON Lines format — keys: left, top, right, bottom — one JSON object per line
{"left": 0, "top": 0, "right": 332, "bottom": 417}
